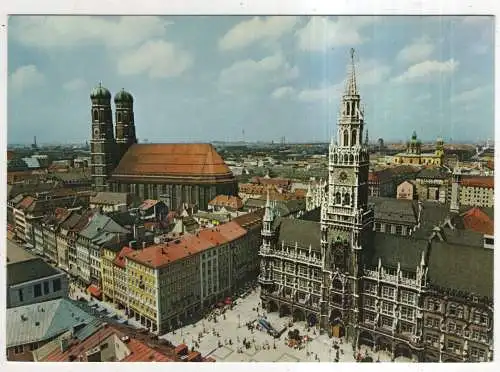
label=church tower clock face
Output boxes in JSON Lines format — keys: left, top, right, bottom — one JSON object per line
{"left": 339, "top": 171, "right": 348, "bottom": 181}
{"left": 93, "top": 128, "right": 100, "bottom": 137}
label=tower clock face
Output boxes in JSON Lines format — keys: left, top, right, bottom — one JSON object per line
{"left": 93, "top": 128, "right": 100, "bottom": 137}
{"left": 339, "top": 171, "right": 348, "bottom": 181}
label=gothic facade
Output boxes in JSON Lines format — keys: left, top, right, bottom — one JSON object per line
{"left": 258, "top": 49, "right": 493, "bottom": 362}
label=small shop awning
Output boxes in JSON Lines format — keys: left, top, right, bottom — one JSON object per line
{"left": 87, "top": 284, "right": 102, "bottom": 298}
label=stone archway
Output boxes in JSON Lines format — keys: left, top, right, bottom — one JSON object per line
{"left": 358, "top": 330, "right": 375, "bottom": 348}
{"left": 329, "top": 309, "right": 345, "bottom": 338}
{"left": 375, "top": 335, "right": 392, "bottom": 353}
{"left": 279, "top": 304, "right": 291, "bottom": 318}
{"left": 394, "top": 342, "right": 412, "bottom": 361}
{"left": 292, "top": 308, "right": 306, "bottom": 322}
{"left": 267, "top": 300, "right": 278, "bottom": 313}
{"left": 307, "top": 313, "right": 318, "bottom": 327}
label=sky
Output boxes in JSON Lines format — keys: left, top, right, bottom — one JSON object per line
{"left": 7, "top": 15, "right": 495, "bottom": 145}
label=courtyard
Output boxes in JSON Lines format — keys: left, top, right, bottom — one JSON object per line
{"left": 160, "top": 287, "right": 412, "bottom": 363}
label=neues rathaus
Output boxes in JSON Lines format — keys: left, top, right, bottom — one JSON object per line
{"left": 259, "top": 49, "right": 493, "bottom": 362}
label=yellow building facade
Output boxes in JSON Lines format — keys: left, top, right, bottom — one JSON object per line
{"left": 393, "top": 132, "right": 444, "bottom": 167}
{"left": 125, "top": 256, "right": 159, "bottom": 332}
{"left": 101, "top": 247, "right": 117, "bottom": 303}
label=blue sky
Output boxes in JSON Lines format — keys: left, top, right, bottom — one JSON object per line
{"left": 7, "top": 15, "right": 494, "bottom": 145}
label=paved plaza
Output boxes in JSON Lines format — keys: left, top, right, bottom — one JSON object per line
{"left": 160, "top": 287, "right": 412, "bottom": 363}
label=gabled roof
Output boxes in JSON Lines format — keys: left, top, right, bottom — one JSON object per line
{"left": 369, "top": 196, "right": 418, "bottom": 224}
{"left": 427, "top": 240, "right": 493, "bottom": 299}
{"left": 139, "top": 199, "right": 160, "bottom": 211}
{"left": 208, "top": 195, "right": 243, "bottom": 210}
{"left": 461, "top": 207, "right": 494, "bottom": 235}
{"left": 7, "top": 298, "right": 95, "bottom": 348}
{"left": 78, "top": 213, "right": 129, "bottom": 243}
{"left": 278, "top": 218, "right": 321, "bottom": 252}
{"left": 113, "top": 246, "right": 134, "bottom": 268}
{"left": 369, "top": 233, "right": 428, "bottom": 270}
{"left": 232, "top": 208, "right": 265, "bottom": 230}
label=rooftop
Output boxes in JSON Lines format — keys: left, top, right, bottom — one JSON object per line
{"left": 126, "top": 221, "right": 247, "bottom": 268}
{"left": 6, "top": 239, "right": 36, "bottom": 264}
{"left": 7, "top": 298, "right": 95, "bottom": 348}
{"left": 7, "top": 257, "right": 62, "bottom": 286}
{"left": 90, "top": 191, "right": 129, "bottom": 205}
{"left": 111, "top": 143, "right": 234, "bottom": 180}
{"left": 461, "top": 176, "right": 494, "bottom": 188}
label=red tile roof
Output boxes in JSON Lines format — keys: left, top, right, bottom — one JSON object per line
{"left": 461, "top": 176, "right": 494, "bottom": 189}
{"left": 126, "top": 222, "right": 247, "bottom": 268}
{"left": 232, "top": 208, "right": 265, "bottom": 230}
{"left": 16, "top": 196, "right": 35, "bottom": 210}
{"left": 208, "top": 195, "right": 243, "bottom": 210}
{"left": 113, "top": 246, "right": 134, "bottom": 268}
{"left": 126, "top": 234, "right": 215, "bottom": 269}
{"left": 43, "top": 325, "right": 174, "bottom": 362}
{"left": 139, "top": 199, "right": 160, "bottom": 211}
{"left": 112, "top": 144, "right": 234, "bottom": 180}
{"left": 462, "top": 207, "right": 494, "bottom": 235}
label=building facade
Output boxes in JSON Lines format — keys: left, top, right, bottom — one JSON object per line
{"left": 7, "top": 258, "right": 69, "bottom": 309}
{"left": 258, "top": 49, "right": 494, "bottom": 363}
{"left": 459, "top": 176, "right": 494, "bottom": 208}
{"left": 393, "top": 133, "right": 445, "bottom": 167}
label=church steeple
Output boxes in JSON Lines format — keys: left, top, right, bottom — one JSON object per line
{"left": 345, "top": 48, "right": 358, "bottom": 96}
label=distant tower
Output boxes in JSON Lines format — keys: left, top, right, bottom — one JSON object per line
{"left": 90, "top": 82, "right": 115, "bottom": 192}
{"left": 450, "top": 161, "right": 461, "bottom": 213}
{"left": 114, "top": 89, "right": 137, "bottom": 162}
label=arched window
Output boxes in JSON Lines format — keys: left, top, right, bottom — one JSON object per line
{"left": 349, "top": 154, "right": 354, "bottom": 164}
{"left": 333, "top": 154, "right": 338, "bottom": 164}
{"left": 335, "top": 192, "right": 341, "bottom": 205}
{"left": 343, "top": 193, "right": 350, "bottom": 206}
{"left": 351, "top": 129, "right": 357, "bottom": 146}
{"left": 117, "top": 112, "right": 122, "bottom": 123}
{"left": 343, "top": 154, "right": 348, "bottom": 164}
{"left": 343, "top": 130, "right": 349, "bottom": 147}
{"left": 93, "top": 109, "right": 98, "bottom": 122}
{"left": 346, "top": 102, "right": 351, "bottom": 116}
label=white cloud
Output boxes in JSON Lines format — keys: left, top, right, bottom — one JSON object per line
{"left": 219, "top": 16, "right": 298, "bottom": 51}
{"left": 296, "top": 83, "right": 343, "bottom": 102}
{"left": 414, "top": 92, "right": 432, "bottom": 102}
{"left": 117, "top": 40, "right": 193, "bottom": 78}
{"left": 295, "top": 16, "right": 376, "bottom": 51}
{"left": 9, "top": 65, "right": 45, "bottom": 94}
{"left": 11, "top": 16, "right": 172, "bottom": 49}
{"left": 218, "top": 52, "right": 299, "bottom": 93}
{"left": 296, "top": 59, "right": 390, "bottom": 102}
{"left": 391, "top": 59, "right": 459, "bottom": 84}
{"left": 357, "top": 60, "right": 391, "bottom": 86}
{"left": 63, "top": 78, "right": 87, "bottom": 92}
{"left": 397, "top": 37, "right": 435, "bottom": 64}
{"left": 450, "top": 86, "right": 491, "bottom": 104}
{"left": 271, "top": 86, "right": 296, "bottom": 99}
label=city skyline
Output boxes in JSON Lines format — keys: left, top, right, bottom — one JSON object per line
{"left": 8, "top": 15, "right": 494, "bottom": 145}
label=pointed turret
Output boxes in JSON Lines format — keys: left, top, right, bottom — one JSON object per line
{"left": 345, "top": 48, "right": 358, "bottom": 97}
{"left": 263, "top": 188, "right": 273, "bottom": 222}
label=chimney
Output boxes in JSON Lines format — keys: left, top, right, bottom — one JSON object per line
{"left": 60, "top": 338, "right": 69, "bottom": 352}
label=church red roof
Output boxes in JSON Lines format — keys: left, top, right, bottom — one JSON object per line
{"left": 111, "top": 144, "right": 234, "bottom": 183}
